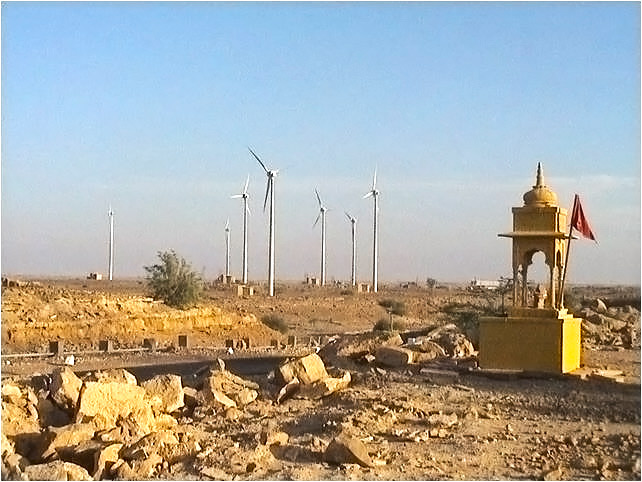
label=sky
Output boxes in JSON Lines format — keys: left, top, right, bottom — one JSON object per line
{"left": 1, "top": 1, "right": 640, "bottom": 285}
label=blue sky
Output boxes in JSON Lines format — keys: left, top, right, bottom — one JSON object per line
{"left": 2, "top": 1, "right": 640, "bottom": 285}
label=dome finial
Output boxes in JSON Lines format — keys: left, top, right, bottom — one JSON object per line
{"left": 522, "top": 162, "right": 558, "bottom": 207}
{"left": 535, "top": 162, "right": 544, "bottom": 187}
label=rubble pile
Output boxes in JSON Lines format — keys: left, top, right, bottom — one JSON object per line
{"left": 578, "top": 298, "right": 641, "bottom": 349}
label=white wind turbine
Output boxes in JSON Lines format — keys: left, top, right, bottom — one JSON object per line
{"left": 313, "top": 188, "right": 328, "bottom": 286}
{"left": 249, "top": 147, "right": 279, "bottom": 297}
{"left": 363, "top": 169, "right": 379, "bottom": 293}
{"left": 224, "top": 218, "right": 231, "bottom": 278}
{"left": 231, "top": 175, "right": 250, "bottom": 284}
{"left": 345, "top": 212, "right": 357, "bottom": 286}
{"left": 108, "top": 204, "right": 114, "bottom": 281}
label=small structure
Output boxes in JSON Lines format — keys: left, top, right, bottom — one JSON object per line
{"left": 357, "top": 282, "right": 371, "bottom": 293}
{"left": 305, "top": 275, "right": 321, "bottom": 286}
{"left": 87, "top": 272, "right": 103, "bottom": 280}
{"left": 468, "top": 278, "right": 500, "bottom": 291}
{"left": 236, "top": 284, "right": 254, "bottom": 297}
{"left": 479, "top": 164, "right": 582, "bottom": 374}
{"left": 218, "top": 274, "right": 236, "bottom": 285}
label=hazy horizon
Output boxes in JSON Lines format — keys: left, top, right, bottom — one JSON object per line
{"left": 2, "top": 2, "right": 640, "bottom": 285}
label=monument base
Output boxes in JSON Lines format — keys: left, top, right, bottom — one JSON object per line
{"left": 479, "top": 308, "right": 581, "bottom": 373}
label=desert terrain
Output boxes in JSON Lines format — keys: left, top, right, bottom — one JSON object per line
{"left": 1, "top": 278, "right": 640, "bottom": 480}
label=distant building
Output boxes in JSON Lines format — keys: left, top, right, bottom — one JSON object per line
{"left": 87, "top": 272, "right": 103, "bottom": 280}
{"left": 468, "top": 278, "right": 500, "bottom": 291}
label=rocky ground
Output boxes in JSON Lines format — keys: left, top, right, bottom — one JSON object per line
{"left": 1, "top": 279, "right": 640, "bottom": 480}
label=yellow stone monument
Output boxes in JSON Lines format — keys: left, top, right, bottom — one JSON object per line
{"left": 479, "top": 164, "right": 582, "bottom": 373}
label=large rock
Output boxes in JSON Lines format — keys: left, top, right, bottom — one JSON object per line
{"left": 297, "top": 371, "right": 351, "bottom": 400}
{"left": 595, "top": 298, "right": 608, "bottom": 314}
{"left": 120, "top": 430, "right": 179, "bottom": 461}
{"left": 278, "top": 354, "right": 328, "bottom": 384}
{"left": 91, "top": 369, "right": 138, "bottom": 385}
{"left": 375, "top": 346, "right": 414, "bottom": 367}
{"left": 93, "top": 443, "right": 123, "bottom": 479}
{"left": 50, "top": 367, "right": 83, "bottom": 413}
{"left": 141, "top": 374, "right": 184, "bottom": 413}
{"left": 1, "top": 382, "right": 23, "bottom": 404}
{"left": 39, "top": 422, "right": 96, "bottom": 461}
{"left": 324, "top": 433, "right": 374, "bottom": 467}
{"left": 23, "top": 460, "right": 93, "bottom": 481}
{"left": 37, "top": 396, "right": 71, "bottom": 427}
{"left": 203, "top": 369, "right": 259, "bottom": 409}
{"left": 75, "top": 381, "right": 154, "bottom": 433}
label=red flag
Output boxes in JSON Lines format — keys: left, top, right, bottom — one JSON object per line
{"left": 571, "top": 194, "right": 596, "bottom": 241}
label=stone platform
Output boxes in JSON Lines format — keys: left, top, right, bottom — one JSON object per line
{"left": 479, "top": 308, "right": 581, "bottom": 374}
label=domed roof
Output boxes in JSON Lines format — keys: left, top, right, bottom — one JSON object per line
{"left": 523, "top": 163, "right": 559, "bottom": 207}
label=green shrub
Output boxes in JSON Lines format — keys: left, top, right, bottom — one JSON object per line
{"left": 261, "top": 314, "right": 289, "bottom": 334}
{"left": 378, "top": 299, "right": 407, "bottom": 316}
{"left": 144, "top": 250, "right": 203, "bottom": 309}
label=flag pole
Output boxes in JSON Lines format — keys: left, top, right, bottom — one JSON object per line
{"left": 558, "top": 195, "right": 578, "bottom": 310}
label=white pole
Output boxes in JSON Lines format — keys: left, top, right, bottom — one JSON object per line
{"left": 351, "top": 219, "right": 356, "bottom": 286}
{"left": 321, "top": 210, "right": 326, "bottom": 286}
{"left": 108, "top": 206, "right": 114, "bottom": 281}
{"left": 268, "top": 177, "right": 275, "bottom": 296}
{"left": 225, "top": 224, "right": 230, "bottom": 278}
{"left": 372, "top": 193, "right": 378, "bottom": 293}
{"left": 242, "top": 197, "right": 248, "bottom": 284}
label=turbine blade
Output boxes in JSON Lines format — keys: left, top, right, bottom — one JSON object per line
{"left": 231, "top": 194, "right": 242, "bottom": 199}
{"left": 263, "top": 178, "right": 271, "bottom": 212}
{"left": 225, "top": 219, "right": 229, "bottom": 230}
{"left": 249, "top": 147, "right": 269, "bottom": 173}
{"left": 363, "top": 191, "right": 373, "bottom": 199}
{"left": 315, "top": 188, "right": 322, "bottom": 207}
{"left": 345, "top": 211, "right": 352, "bottom": 221}
{"left": 243, "top": 175, "right": 250, "bottom": 195}
{"left": 313, "top": 212, "right": 321, "bottom": 228}
{"left": 246, "top": 203, "right": 251, "bottom": 216}
{"left": 372, "top": 168, "right": 377, "bottom": 190}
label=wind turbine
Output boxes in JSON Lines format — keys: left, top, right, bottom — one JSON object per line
{"left": 313, "top": 189, "right": 328, "bottom": 286}
{"left": 224, "top": 219, "right": 231, "bottom": 279}
{"left": 363, "top": 169, "right": 379, "bottom": 293}
{"left": 249, "top": 147, "right": 279, "bottom": 297}
{"left": 108, "top": 205, "right": 114, "bottom": 281}
{"left": 231, "top": 175, "right": 250, "bottom": 284}
{"left": 345, "top": 212, "right": 357, "bottom": 286}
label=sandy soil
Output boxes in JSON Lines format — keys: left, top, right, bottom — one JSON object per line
{"left": 1, "top": 278, "right": 640, "bottom": 480}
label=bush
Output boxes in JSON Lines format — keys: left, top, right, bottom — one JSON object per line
{"left": 144, "top": 250, "right": 203, "bottom": 309}
{"left": 373, "top": 317, "right": 407, "bottom": 332}
{"left": 261, "top": 314, "right": 289, "bottom": 334}
{"left": 378, "top": 299, "right": 407, "bottom": 316}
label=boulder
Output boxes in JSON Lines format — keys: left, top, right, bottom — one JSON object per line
{"left": 40, "top": 422, "right": 96, "bottom": 461}
{"left": 141, "top": 374, "right": 184, "bottom": 413}
{"left": 297, "top": 371, "right": 351, "bottom": 400}
{"left": 54, "top": 440, "right": 104, "bottom": 473}
{"left": 182, "top": 386, "right": 203, "bottom": 408}
{"left": 50, "top": 367, "right": 83, "bottom": 413}
{"left": 75, "top": 381, "right": 153, "bottom": 432}
{"left": 91, "top": 369, "right": 138, "bottom": 385}
{"left": 1, "top": 433, "right": 15, "bottom": 458}
{"left": 278, "top": 354, "right": 328, "bottom": 384}
{"left": 37, "top": 397, "right": 71, "bottom": 427}
{"left": 93, "top": 443, "right": 123, "bottom": 480}
{"left": 1, "top": 383, "right": 23, "bottom": 403}
{"left": 23, "top": 460, "right": 93, "bottom": 481}
{"left": 4, "top": 452, "right": 29, "bottom": 476}
{"left": 120, "top": 430, "right": 179, "bottom": 461}
{"left": 1, "top": 397, "right": 41, "bottom": 437}
{"left": 324, "top": 433, "right": 374, "bottom": 467}
{"left": 375, "top": 346, "right": 414, "bottom": 367}
{"left": 203, "top": 369, "right": 260, "bottom": 409}
{"left": 595, "top": 298, "right": 608, "bottom": 314}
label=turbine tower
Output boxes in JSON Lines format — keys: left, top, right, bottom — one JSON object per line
{"left": 345, "top": 212, "right": 357, "bottom": 286}
{"left": 363, "top": 169, "right": 379, "bottom": 293}
{"left": 224, "top": 218, "right": 231, "bottom": 278}
{"left": 249, "top": 147, "right": 279, "bottom": 297}
{"left": 313, "top": 188, "right": 328, "bottom": 286}
{"left": 231, "top": 175, "right": 250, "bottom": 284}
{"left": 108, "top": 205, "right": 114, "bottom": 281}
